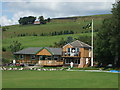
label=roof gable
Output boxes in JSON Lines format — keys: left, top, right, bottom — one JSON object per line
{"left": 70, "top": 40, "right": 91, "bottom": 48}
{"left": 36, "top": 48, "right": 53, "bottom": 55}
{"left": 63, "top": 43, "right": 73, "bottom": 48}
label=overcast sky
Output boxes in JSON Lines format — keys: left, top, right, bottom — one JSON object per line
{"left": 0, "top": 0, "right": 115, "bottom": 26}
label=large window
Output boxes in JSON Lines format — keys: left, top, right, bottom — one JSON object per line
{"left": 54, "top": 56, "right": 59, "bottom": 60}
{"left": 31, "top": 55, "right": 36, "bottom": 60}
{"left": 65, "top": 59, "right": 80, "bottom": 64}
{"left": 76, "top": 48, "right": 80, "bottom": 52}
{"left": 39, "top": 56, "right": 52, "bottom": 60}
{"left": 20, "top": 55, "right": 24, "bottom": 60}
{"left": 39, "top": 56, "right": 45, "bottom": 60}
{"left": 47, "top": 56, "right": 52, "bottom": 60}
{"left": 71, "top": 48, "right": 75, "bottom": 53}
{"left": 67, "top": 48, "right": 71, "bottom": 52}
{"left": 74, "top": 59, "right": 80, "bottom": 64}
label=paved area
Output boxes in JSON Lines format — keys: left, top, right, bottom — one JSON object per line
{"left": 66, "top": 70, "right": 120, "bottom": 73}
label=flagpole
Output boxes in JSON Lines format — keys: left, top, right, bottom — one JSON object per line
{"left": 91, "top": 19, "right": 94, "bottom": 66}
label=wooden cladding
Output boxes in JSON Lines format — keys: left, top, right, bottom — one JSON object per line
{"left": 36, "top": 49, "right": 52, "bottom": 55}
{"left": 16, "top": 60, "right": 38, "bottom": 64}
{"left": 62, "top": 46, "right": 91, "bottom": 58}
{"left": 80, "top": 48, "right": 90, "bottom": 57}
{"left": 16, "top": 60, "right": 63, "bottom": 66}
{"left": 39, "top": 60, "right": 63, "bottom": 66}
{"left": 63, "top": 44, "right": 73, "bottom": 52}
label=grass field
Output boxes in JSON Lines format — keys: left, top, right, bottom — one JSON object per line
{"left": 3, "top": 33, "right": 93, "bottom": 49}
{"left": 2, "top": 14, "right": 111, "bottom": 39}
{"left": 2, "top": 71, "right": 118, "bottom": 88}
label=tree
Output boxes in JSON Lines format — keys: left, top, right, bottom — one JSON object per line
{"left": 2, "top": 58, "right": 10, "bottom": 64}
{"left": 47, "top": 18, "right": 51, "bottom": 22}
{"left": 95, "top": 1, "right": 120, "bottom": 67}
{"left": 9, "top": 41, "right": 23, "bottom": 53}
{"left": 2, "top": 26, "right": 9, "bottom": 31}
{"left": 2, "top": 47, "right": 6, "bottom": 52}
{"left": 28, "top": 16, "right": 36, "bottom": 24}
{"left": 18, "top": 16, "right": 36, "bottom": 25}
{"left": 54, "top": 38, "right": 67, "bottom": 47}
{"left": 66, "top": 36, "right": 74, "bottom": 43}
{"left": 19, "top": 17, "right": 28, "bottom": 25}
{"left": 39, "top": 16, "right": 46, "bottom": 24}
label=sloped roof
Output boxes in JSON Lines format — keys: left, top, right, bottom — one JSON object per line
{"left": 14, "top": 47, "right": 62, "bottom": 55}
{"left": 46, "top": 47, "right": 62, "bottom": 55}
{"left": 70, "top": 40, "right": 91, "bottom": 48}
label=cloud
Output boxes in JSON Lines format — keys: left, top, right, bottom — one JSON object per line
{"left": 3, "top": 0, "right": 115, "bottom": 3}
{"left": 1, "top": 2, "right": 114, "bottom": 26}
{"left": 0, "top": 16, "right": 13, "bottom": 26}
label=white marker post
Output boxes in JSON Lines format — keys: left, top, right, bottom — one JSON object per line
{"left": 91, "top": 19, "right": 94, "bottom": 66}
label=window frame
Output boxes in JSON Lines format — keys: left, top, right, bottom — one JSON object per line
{"left": 30, "top": 55, "right": 36, "bottom": 60}
{"left": 47, "top": 56, "right": 52, "bottom": 60}
{"left": 76, "top": 48, "right": 80, "bottom": 52}
{"left": 20, "top": 55, "right": 24, "bottom": 60}
{"left": 54, "top": 56, "right": 59, "bottom": 60}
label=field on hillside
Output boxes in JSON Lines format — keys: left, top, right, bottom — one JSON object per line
{"left": 3, "top": 33, "right": 95, "bottom": 60}
{"left": 2, "top": 14, "right": 111, "bottom": 39}
{"left": 2, "top": 14, "right": 111, "bottom": 61}
{"left": 3, "top": 33, "right": 93, "bottom": 49}
{"left": 2, "top": 71, "right": 118, "bottom": 88}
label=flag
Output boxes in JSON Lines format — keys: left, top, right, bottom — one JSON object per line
{"left": 83, "top": 22, "right": 92, "bottom": 29}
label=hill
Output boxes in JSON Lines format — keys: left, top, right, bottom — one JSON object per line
{"left": 2, "top": 14, "right": 111, "bottom": 61}
{"left": 2, "top": 14, "right": 111, "bottom": 39}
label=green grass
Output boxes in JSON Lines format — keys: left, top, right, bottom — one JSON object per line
{"left": 2, "top": 14, "right": 110, "bottom": 61}
{"left": 2, "top": 33, "right": 95, "bottom": 60}
{"left": 3, "top": 33, "right": 94, "bottom": 49}
{"left": 2, "top": 71, "right": 118, "bottom": 88}
{"left": 2, "top": 14, "right": 111, "bottom": 39}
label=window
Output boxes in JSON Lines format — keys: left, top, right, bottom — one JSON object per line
{"left": 65, "top": 59, "right": 80, "bottom": 64}
{"left": 20, "top": 55, "right": 24, "bottom": 60}
{"left": 54, "top": 56, "right": 59, "bottom": 60}
{"left": 15, "top": 55, "right": 19, "bottom": 60}
{"left": 67, "top": 48, "right": 71, "bottom": 52}
{"left": 65, "top": 59, "right": 70, "bottom": 64}
{"left": 31, "top": 55, "right": 36, "bottom": 60}
{"left": 78, "top": 59, "right": 80, "bottom": 64}
{"left": 47, "top": 56, "right": 52, "bottom": 60}
{"left": 39, "top": 56, "right": 46, "bottom": 60}
{"left": 76, "top": 48, "right": 79, "bottom": 52}
{"left": 71, "top": 48, "right": 75, "bottom": 53}
{"left": 74, "top": 60, "right": 78, "bottom": 64}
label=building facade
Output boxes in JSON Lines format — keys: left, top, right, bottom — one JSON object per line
{"left": 14, "top": 40, "right": 92, "bottom": 68}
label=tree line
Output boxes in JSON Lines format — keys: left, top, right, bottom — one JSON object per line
{"left": 18, "top": 16, "right": 51, "bottom": 25}
{"left": 94, "top": 1, "right": 120, "bottom": 68}
{"left": 10, "top": 30, "right": 74, "bottom": 37}
{"left": 52, "top": 36, "right": 91, "bottom": 48}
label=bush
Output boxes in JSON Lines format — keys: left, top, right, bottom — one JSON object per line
{"left": 2, "top": 58, "right": 10, "bottom": 64}
{"left": 2, "top": 47, "right": 6, "bottom": 52}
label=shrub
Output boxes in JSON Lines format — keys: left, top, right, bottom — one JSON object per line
{"left": 2, "top": 47, "right": 6, "bottom": 52}
{"left": 2, "top": 58, "right": 10, "bottom": 64}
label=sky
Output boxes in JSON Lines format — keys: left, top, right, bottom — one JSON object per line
{"left": 0, "top": 0, "right": 115, "bottom": 26}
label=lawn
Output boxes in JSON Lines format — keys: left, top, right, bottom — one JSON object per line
{"left": 2, "top": 71, "right": 118, "bottom": 88}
